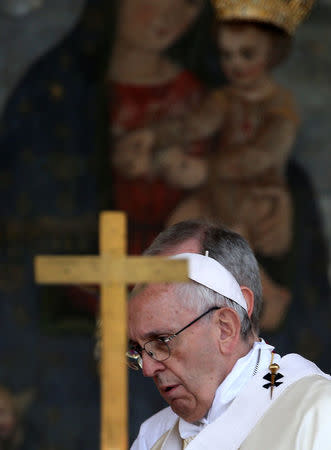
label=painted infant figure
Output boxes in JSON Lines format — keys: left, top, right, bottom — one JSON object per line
{"left": 155, "top": 20, "right": 298, "bottom": 259}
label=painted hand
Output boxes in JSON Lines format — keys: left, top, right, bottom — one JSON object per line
{"left": 112, "top": 129, "right": 155, "bottom": 179}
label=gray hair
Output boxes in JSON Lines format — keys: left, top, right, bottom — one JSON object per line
{"left": 173, "top": 281, "right": 252, "bottom": 338}
{"left": 144, "top": 220, "right": 262, "bottom": 337}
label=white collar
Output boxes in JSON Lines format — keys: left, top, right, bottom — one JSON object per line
{"left": 179, "top": 339, "right": 275, "bottom": 439}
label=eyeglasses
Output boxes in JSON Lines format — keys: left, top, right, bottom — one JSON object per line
{"left": 127, "top": 306, "right": 221, "bottom": 370}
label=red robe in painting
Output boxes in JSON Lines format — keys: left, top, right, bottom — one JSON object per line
{"left": 110, "top": 70, "right": 208, "bottom": 254}
{"left": 68, "top": 70, "right": 208, "bottom": 315}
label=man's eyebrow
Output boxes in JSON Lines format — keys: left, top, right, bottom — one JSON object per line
{"left": 129, "top": 329, "right": 175, "bottom": 345}
{"left": 142, "top": 329, "right": 173, "bottom": 340}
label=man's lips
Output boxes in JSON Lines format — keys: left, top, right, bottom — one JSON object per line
{"left": 160, "top": 384, "right": 178, "bottom": 392}
{"left": 159, "top": 384, "right": 181, "bottom": 399}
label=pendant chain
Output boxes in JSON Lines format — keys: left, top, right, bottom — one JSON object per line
{"left": 252, "top": 348, "right": 261, "bottom": 376}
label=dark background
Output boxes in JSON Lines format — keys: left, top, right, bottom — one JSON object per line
{"left": 0, "top": 0, "right": 330, "bottom": 448}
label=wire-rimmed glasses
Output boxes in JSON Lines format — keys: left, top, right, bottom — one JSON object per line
{"left": 127, "top": 306, "right": 221, "bottom": 370}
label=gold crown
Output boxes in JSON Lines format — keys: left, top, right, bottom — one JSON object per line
{"left": 211, "top": 0, "right": 315, "bottom": 35}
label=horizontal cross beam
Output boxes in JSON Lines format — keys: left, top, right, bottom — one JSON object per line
{"left": 35, "top": 256, "right": 188, "bottom": 284}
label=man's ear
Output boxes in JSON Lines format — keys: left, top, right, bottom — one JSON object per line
{"left": 216, "top": 307, "right": 241, "bottom": 355}
{"left": 240, "top": 286, "right": 254, "bottom": 318}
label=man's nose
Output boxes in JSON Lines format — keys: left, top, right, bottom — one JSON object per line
{"left": 142, "top": 352, "right": 165, "bottom": 377}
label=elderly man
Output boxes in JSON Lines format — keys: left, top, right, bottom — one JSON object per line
{"left": 128, "top": 220, "right": 331, "bottom": 450}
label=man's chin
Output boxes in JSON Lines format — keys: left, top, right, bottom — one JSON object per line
{"left": 170, "top": 399, "right": 207, "bottom": 424}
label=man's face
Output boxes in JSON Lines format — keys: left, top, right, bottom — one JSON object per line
{"left": 128, "top": 283, "right": 227, "bottom": 423}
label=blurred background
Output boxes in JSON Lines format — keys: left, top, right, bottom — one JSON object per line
{"left": 0, "top": 0, "right": 330, "bottom": 449}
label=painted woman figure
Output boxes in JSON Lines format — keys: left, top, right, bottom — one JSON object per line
{"left": 66, "top": 0, "right": 215, "bottom": 315}
{"left": 109, "top": 0, "right": 214, "bottom": 255}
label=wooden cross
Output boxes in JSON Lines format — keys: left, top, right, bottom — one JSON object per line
{"left": 34, "top": 211, "right": 188, "bottom": 450}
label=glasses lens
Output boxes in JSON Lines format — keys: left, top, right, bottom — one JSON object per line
{"left": 145, "top": 339, "right": 170, "bottom": 362}
{"left": 126, "top": 349, "right": 142, "bottom": 370}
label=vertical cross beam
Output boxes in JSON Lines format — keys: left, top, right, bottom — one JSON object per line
{"left": 100, "top": 212, "right": 127, "bottom": 450}
{"left": 34, "top": 211, "right": 188, "bottom": 450}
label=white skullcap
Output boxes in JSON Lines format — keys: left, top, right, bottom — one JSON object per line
{"left": 170, "top": 252, "right": 247, "bottom": 311}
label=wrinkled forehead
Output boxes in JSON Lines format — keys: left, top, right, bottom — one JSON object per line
{"left": 129, "top": 283, "right": 177, "bottom": 318}
{"left": 128, "top": 283, "right": 187, "bottom": 340}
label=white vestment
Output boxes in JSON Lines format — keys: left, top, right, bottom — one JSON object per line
{"left": 131, "top": 340, "right": 331, "bottom": 450}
